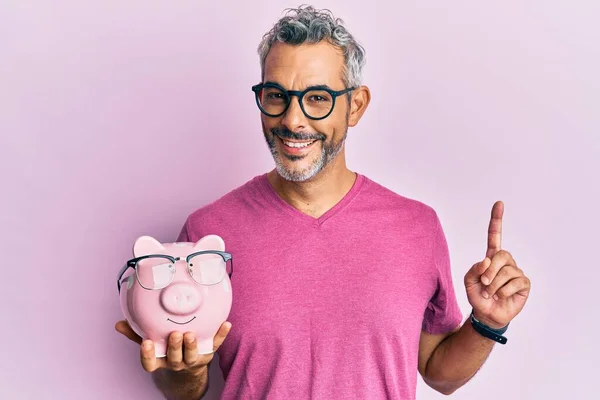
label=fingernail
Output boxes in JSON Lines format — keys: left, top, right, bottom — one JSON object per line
{"left": 482, "top": 290, "right": 489, "bottom": 299}
{"left": 186, "top": 336, "right": 194, "bottom": 344}
{"left": 493, "top": 294, "right": 499, "bottom": 301}
{"left": 481, "top": 276, "right": 490, "bottom": 285}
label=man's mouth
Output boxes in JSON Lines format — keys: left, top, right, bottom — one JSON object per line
{"left": 281, "top": 139, "right": 317, "bottom": 148}
{"left": 167, "top": 316, "right": 196, "bottom": 325}
{"left": 276, "top": 135, "right": 319, "bottom": 154}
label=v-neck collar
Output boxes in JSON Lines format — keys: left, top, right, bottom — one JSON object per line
{"left": 256, "top": 172, "right": 366, "bottom": 227}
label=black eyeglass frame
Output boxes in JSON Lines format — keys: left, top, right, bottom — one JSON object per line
{"left": 251, "top": 82, "right": 356, "bottom": 120}
{"left": 117, "top": 251, "right": 233, "bottom": 292}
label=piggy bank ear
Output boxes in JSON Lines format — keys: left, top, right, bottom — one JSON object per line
{"left": 193, "top": 234, "right": 225, "bottom": 252}
{"left": 133, "top": 236, "right": 165, "bottom": 257}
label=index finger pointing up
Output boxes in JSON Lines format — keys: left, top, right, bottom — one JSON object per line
{"left": 486, "top": 200, "right": 504, "bottom": 259}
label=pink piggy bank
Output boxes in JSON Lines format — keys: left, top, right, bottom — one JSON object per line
{"left": 117, "top": 234, "right": 233, "bottom": 357}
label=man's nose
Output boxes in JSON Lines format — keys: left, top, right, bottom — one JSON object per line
{"left": 281, "top": 97, "right": 308, "bottom": 132}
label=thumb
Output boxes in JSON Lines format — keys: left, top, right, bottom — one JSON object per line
{"left": 464, "top": 258, "right": 490, "bottom": 286}
{"left": 212, "top": 321, "right": 232, "bottom": 352}
{"left": 115, "top": 320, "right": 142, "bottom": 344}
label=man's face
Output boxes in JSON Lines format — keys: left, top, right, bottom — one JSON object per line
{"left": 260, "top": 41, "right": 351, "bottom": 182}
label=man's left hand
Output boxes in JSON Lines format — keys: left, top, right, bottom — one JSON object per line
{"left": 464, "top": 201, "right": 531, "bottom": 329}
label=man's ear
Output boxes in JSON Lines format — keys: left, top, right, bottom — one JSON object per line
{"left": 348, "top": 85, "right": 371, "bottom": 127}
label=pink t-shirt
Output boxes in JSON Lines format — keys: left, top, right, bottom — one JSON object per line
{"left": 177, "top": 173, "right": 463, "bottom": 400}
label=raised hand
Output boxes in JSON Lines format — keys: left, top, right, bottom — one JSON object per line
{"left": 115, "top": 319, "right": 232, "bottom": 373}
{"left": 464, "top": 201, "right": 531, "bottom": 329}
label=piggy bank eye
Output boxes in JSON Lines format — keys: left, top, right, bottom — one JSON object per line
{"left": 135, "top": 257, "right": 175, "bottom": 290}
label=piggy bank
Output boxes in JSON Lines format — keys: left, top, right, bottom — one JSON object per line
{"left": 117, "top": 234, "right": 233, "bottom": 357}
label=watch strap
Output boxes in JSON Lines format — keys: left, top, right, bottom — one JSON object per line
{"left": 470, "top": 311, "right": 509, "bottom": 344}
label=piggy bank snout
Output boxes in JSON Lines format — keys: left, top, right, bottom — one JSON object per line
{"left": 160, "top": 282, "right": 203, "bottom": 316}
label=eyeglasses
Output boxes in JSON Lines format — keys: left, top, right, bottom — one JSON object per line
{"left": 251, "top": 82, "right": 355, "bottom": 120}
{"left": 116, "top": 251, "right": 233, "bottom": 292}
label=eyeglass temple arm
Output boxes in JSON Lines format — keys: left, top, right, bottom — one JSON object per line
{"left": 117, "top": 262, "right": 133, "bottom": 293}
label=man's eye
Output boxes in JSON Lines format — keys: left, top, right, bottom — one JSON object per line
{"left": 267, "top": 93, "right": 283, "bottom": 99}
{"left": 307, "top": 94, "right": 331, "bottom": 102}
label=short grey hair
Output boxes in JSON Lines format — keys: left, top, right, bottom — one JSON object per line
{"left": 257, "top": 5, "right": 366, "bottom": 87}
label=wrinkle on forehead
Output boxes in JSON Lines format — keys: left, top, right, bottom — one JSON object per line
{"left": 263, "top": 41, "right": 346, "bottom": 91}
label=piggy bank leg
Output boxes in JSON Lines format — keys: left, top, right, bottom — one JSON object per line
{"left": 154, "top": 339, "right": 168, "bottom": 358}
{"left": 197, "top": 338, "right": 214, "bottom": 355}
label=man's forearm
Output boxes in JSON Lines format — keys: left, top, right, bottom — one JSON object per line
{"left": 424, "top": 320, "right": 496, "bottom": 395}
{"left": 152, "top": 365, "right": 209, "bottom": 400}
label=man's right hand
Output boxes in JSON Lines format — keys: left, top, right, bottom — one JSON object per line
{"left": 115, "top": 319, "right": 232, "bottom": 374}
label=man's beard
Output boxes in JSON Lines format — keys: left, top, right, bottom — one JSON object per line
{"left": 263, "top": 125, "right": 347, "bottom": 182}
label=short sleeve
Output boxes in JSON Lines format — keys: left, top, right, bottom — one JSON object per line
{"left": 422, "top": 212, "right": 464, "bottom": 334}
{"left": 176, "top": 218, "right": 190, "bottom": 242}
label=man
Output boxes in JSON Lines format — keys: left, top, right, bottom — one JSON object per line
{"left": 116, "top": 5, "right": 531, "bottom": 399}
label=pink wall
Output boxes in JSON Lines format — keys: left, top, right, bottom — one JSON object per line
{"left": 1, "top": 1, "right": 598, "bottom": 399}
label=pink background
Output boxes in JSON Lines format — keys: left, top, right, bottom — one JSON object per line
{"left": 1, "top": 1, "right": 598, "bottom": 399}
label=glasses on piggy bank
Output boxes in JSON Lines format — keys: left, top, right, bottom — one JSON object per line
{"left": 117, "top": 250, "right": 233, "bottom": 292}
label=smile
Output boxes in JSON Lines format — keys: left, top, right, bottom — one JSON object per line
{"left": 282, "top": 139, "right": 316, "bottom": 148}
{"left": 277, "top": 136, "right": 318, "bottom": 154}
{"left": 167, "top": 316, "right": 196, "bottom": 325}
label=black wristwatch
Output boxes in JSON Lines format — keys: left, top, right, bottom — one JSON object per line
{"left": 470, "top": 310, "right": 509, "bottom": 344}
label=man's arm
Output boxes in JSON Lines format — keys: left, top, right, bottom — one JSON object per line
{"left": 152, "top": 364, "right": 209, "bottom": 400}
{"left": 418, "top": 323, "right": 495, "bottom": 395}
{"left": 418, "top": 201, "right": 531, "bottom": 395}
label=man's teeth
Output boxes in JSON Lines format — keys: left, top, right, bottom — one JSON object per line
{"left": 283, "top": 140, "right": 315, "bottom": 148}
